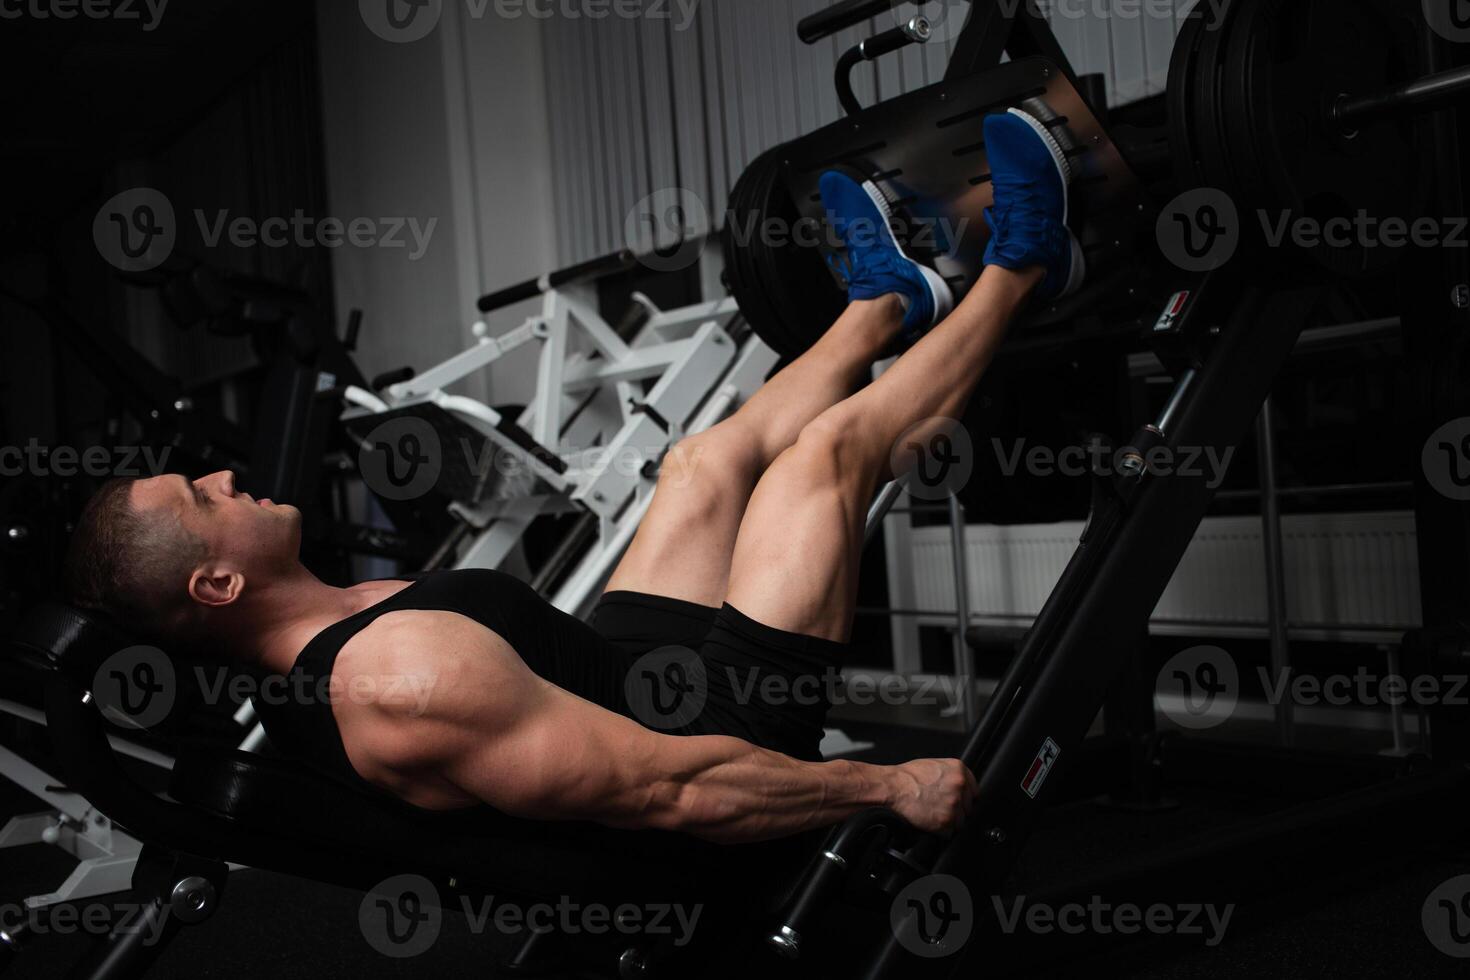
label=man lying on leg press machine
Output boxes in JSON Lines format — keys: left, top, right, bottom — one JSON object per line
{"left": 61, "top": 109, "right": 1082, "bottom": 846}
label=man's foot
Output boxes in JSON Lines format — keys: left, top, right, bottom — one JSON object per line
{"left": 982, "top": 107, "right": 1085, "bottom": 301}
{"left": 818, "top": 171, "right": 955, "bottom": 346}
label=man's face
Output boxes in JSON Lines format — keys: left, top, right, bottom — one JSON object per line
{"left": 129, "top": 470, "right": 302, "bottom": 586}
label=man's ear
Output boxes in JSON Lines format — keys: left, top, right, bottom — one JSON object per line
{"left": 189, "top": 567, "right": 245, "bottom": 609}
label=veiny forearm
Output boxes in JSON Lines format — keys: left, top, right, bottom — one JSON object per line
{"left": 606, "top": 736, "right": 903, "bottom": 844}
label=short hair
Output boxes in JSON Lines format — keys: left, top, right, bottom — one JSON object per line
{"left": 63, "top": 478, "right": 207, "bottom": 636}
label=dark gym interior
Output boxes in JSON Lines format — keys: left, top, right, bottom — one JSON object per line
{"left": 2, "top": 1, "right": 1469, "bottom": 977}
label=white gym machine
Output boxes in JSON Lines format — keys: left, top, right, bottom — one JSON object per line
{"left": 0, "top": 703, "right": 162, "bottom": 911}
{"left": 337, "top": 259, "right": 779, "bottom": 617}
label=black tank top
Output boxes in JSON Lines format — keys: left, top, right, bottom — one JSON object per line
{"left": 251, "top": 569, "right": 634, "bottom": 787}
{"left": 248, "top": 569, "right": 814, "bottom": 898}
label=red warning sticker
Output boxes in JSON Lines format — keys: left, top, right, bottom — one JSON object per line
{"left": 1152, "top": 290, "right": 1191, "bottom": 333}
{"left": 1020, "top": 738, "right": 1061, "bottom": 799}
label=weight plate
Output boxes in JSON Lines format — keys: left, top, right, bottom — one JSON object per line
{"left": 722, "top": 146, "right": 846, "bottom": 359}
{"left": 1192, "top": 0, "right": 1237, "bottom": 200}
{"left": 1166, "top": 6, "right": 1209, "bottom": 190}
{"left": 1243, "top": 0, "right": 1422, "bottom": 276}
{"left": 727, "top": 59, "right": 1138, "bottom": 356}
{"left": 1220, "top": 0, "right": 1271, "bottom": 212}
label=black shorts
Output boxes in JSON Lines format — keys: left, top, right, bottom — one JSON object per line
{"left": 588, "top": 592, "right": 848, "bottom": 762}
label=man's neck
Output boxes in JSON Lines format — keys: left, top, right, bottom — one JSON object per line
{"left": 237, "top": 567, "right": 406, "bottom": 675}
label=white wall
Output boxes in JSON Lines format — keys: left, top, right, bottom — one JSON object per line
{"left": 315, "top": 3, "right": 557, "bottom": 407}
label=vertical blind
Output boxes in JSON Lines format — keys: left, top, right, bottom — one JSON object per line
{"left": 540, "top": 0, "right": 1195, "bottom": 265}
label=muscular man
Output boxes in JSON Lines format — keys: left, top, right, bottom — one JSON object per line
{"left": 62, "top": 110, "right": 1081, "bottom": 845}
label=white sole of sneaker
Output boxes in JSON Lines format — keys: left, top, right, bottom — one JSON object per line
{"left": 917, "top": 262, "right": 955, "bottom": 326}
{"left": 860, "top": 179, "right": 955, "bottom": 328}
{"left": 1057, "top": 232, "right": 1087, "bottom": 300}
{"left": 1006, "top": 107, "right": 1074, "bottom": 224}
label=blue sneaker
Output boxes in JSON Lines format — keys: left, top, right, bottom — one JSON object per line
{"left": 818, "top": 171, "right": 954, "bottom": 345}
{"left": 982, "top": 108, "right": 1085, "bottom": 300}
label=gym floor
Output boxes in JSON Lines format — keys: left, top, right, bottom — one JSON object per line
{"left": 4, "top": 718, "right": 1466, "bottom": 979}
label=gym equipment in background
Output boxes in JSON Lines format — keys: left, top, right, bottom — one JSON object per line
{"left": 726, "top": 55, "right": 1142, "bottom": 359}
{"left": 336, "top": 249, "right": 777, "bottom": 618}
{"left": 726, "top": 0, "right": 1456, "bottom": 361}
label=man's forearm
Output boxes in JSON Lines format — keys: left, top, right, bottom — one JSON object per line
{"left": 629, "top": 737, "right": 906, "bottom": 844}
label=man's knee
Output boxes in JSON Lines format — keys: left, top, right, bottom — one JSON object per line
{"left": 659, "top": 431, "right": 759, "bottom": 491}
{"left": 784, "top": 411, "right": 868, "bottom": 489}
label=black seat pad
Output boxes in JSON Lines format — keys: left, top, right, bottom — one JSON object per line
{"left": 169, "top": 746, "right": 814, "bottom": 911}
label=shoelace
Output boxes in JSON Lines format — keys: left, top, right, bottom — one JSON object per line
{"left": 989, "top": 131, "right": 1063, "bottom": 218}
{"left": 841, "top": 248, "right": 914, "bottom": 294}
{"left": 986, "top": 208, "right": 1069, "bottom": 254}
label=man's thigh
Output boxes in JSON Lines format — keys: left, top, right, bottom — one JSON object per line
{"left": 596, "top": 595, "right": 842, "bottom": 764}
{"left": 603, "top": 433, "right": 762, "bottom": 607}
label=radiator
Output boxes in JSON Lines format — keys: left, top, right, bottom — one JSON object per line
{"left": 907, "top": 511, "right": 1423, "bottom": 637}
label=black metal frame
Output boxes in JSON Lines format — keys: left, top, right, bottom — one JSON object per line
{"left": 943, "top": 0, "right": 1080, "bottom": 84}
{"left": 770, "top": 2, "right": 1470, "bottom": 976}
{"left": 863, "top": 272, "right": 1323, "bottom": 977}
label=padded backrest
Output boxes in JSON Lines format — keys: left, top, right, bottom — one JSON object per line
{"left": 11, "top": 600, "right": 131, "bottom": 676}
{"left": 167, "top": 744, "right": 812, "bottom": 909}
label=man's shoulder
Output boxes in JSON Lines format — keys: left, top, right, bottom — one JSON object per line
{"left": 336, "top": 608, "right": 516, "bottom": 689}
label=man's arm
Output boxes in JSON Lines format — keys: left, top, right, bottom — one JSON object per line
{"left": 331, "top": 611, "right": 976, "bottom": 844}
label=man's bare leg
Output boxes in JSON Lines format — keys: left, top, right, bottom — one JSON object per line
{"left": 723, "top": 264, "right": 1044, "bottom": 641}
{"left": 604, "top": 296, "right": 905, "bottom": 607}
